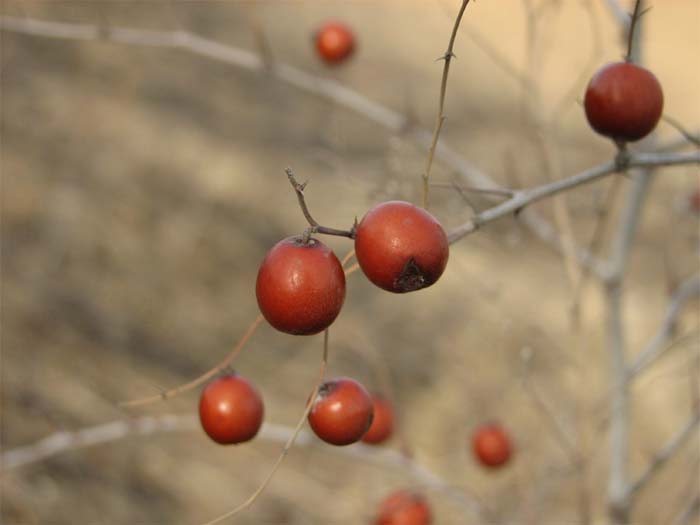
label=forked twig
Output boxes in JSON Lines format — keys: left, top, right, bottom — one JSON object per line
{"left": 286, "top": 167, "right": 355, "bottom": 240}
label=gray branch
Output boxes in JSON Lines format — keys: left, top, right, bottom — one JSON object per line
{"left": 626, "top": 412, "right": 700, "bottom": 500}
{"left": 1, "top": 415, "right": 485, "bottom": 518}
{"left": 629, "top": 275, "right": 700, "bottom": 378}
{"left": 446, "top": 151, "right": 700, "bottom": 248}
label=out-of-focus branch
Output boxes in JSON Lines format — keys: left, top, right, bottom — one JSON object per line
{"left": 604, "top": 0, "right": 632, "bottom": 30}
{"left": 626, "top": 412, "right": 700, "bottom": 500}
{"left": 1, "top": 415, "right": 485, "bottom": 518}
{"left": 605, "top": 161, "right": 655, "bottom": 524}
{"left": 1, "top": 414, "right": 197, "bottom": 470}
{"left": 672, "top": 495, "right": 700, "bottom": 525}
{"left": 628, "top": 275, "right": 700, "bottom": 378}
{"left": 446, "top": 151, "right": 700, "bottom": 247}
{"left": 0, "top": 14, "right": 595, "bottom": 271}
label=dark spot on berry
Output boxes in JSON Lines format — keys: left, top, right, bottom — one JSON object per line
{"left": 394, "top": 258, "right": 428, "bottom": 292}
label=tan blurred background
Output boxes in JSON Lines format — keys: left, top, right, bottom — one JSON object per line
{"left": 1, "top": 1, "right": 699, "bottom": 524}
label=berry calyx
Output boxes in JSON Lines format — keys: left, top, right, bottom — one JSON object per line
{"left": 308, "top": 377, "right": 373, "bottom": 446}
{"left": 584, "top": 61, "right": 663, "bottom": 143}
{"left": 199, "top": 374, "right": 264, "bottom": 445}
{"left": 256, "top": 236, "right": 346, "bottom": 335}
{"left": 354, "top": 201, "right": 449, "bottom": 293}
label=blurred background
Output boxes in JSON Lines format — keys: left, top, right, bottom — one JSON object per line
{"left": 1, "top": 1, "right": 698, "bottom": 524}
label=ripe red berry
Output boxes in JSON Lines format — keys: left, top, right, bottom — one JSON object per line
{"left": 199, "top": 374, "right": 264, "bottom": 445}
{"left": 361, "top": 393, "right": 395, "bottom": 445}
{"left": 308, "top": 377, "right": 373, "bottom": 446}
{"left": 471, "top": 422, "right": 513, "bottom": 469}
{"left": 375, "top": 490, "right": 432, "bottom": 525}
{"left": 584, "top": 61, "right": 664, "bottom": 142}
{"left": 256, "top": 236, "right": 345, "bottom": 335}
{"left": 314, "top": 21, "right": 355, "bottom": 65}
{"left": 354, "top": 201, "right": 449, "bottom": 293}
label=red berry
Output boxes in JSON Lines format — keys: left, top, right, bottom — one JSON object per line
{"left": 375, "top": 490, "right": 432, "bottom": 525}
{"left": 471, "top": 422, "right": 512, "bottom": 469}
{"left": 315, "top": 21, "right": 355, "bottom": 65}
{"left": 308, "top": 377, "right": 373, "bottom": 446}
{"left": 584, "top": 61, "right": 664, "bottom": 142}
{"left": 256, "top": 236, "right": 346, "bottom": 335}
{"left": 361, "top": 393, "right": 395, "bottom": 445}
{"left": 690, "top": 187, "right": 700, "bottom": 213}
{"left": 199, "top": 374, "right": 264, "bottom": 445}
{"left": 354, "top": 201, "right": 449, "bottom": 293}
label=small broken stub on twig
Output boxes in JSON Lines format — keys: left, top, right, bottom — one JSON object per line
{"left": 394, "top": 258, "right": 431, "bottom": 292}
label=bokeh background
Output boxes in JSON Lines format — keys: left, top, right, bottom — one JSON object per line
{"left": 2, "top": 1, "right": 699, "bottom": 524}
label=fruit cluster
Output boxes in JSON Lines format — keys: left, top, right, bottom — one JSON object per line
{"left": 196, "top": 8, "right": 669, "bottom": 521}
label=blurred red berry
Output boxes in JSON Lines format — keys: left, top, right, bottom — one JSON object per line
{"left": 472, "top": 422, "right": 513, "bottom": 468}
{"left": 375, "top": 490, "right": 432, "bottom": 525}
{"left": 362, "top": 393, "right": 395, "bottom": 445}
{"left": 315, "top": 21, "right": 355, "bottom": 65}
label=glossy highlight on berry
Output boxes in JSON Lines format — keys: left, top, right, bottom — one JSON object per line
{"left": 199, "top": 374, "right": 264, "bottom": 445}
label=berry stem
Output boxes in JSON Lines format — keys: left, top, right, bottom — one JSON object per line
{"left": 625, "top": 0, "right": 645, "bottom": 63}
{"left": 286, "top": 167, "right": 356, "bottom": 240}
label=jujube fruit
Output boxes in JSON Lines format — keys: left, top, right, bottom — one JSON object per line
{"left": 315, "top": 20, "right": 356, "bottom": 65}
{"left": 584, "top": 61, "right": 663, "bottom": 142}
{"left": 361, "top": 393, "right": 395, "bottom": 445}
{"left": 375, "top": 489, "right": 432, "bottom": 525}
{"left": 471, "top": 422, "right": 513, "bottom": 468}
{"left": 199, "top": 374, "right": 264, "bottom": 445}
{"left": 308, "top": 377, "right": 373, "bottom": 446}
{"left": 354, "top": 201, "right": 449, "bottom": 293}
{"left": 256, "top": 236, "right": 345, "bottom": 335}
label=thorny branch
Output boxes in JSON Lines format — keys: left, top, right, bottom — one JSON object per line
{"left": 422, "top": 0, "right": 471, "bottom": 209}
{"left": 5, "top": 14, "right": 697, "bottom": 277}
